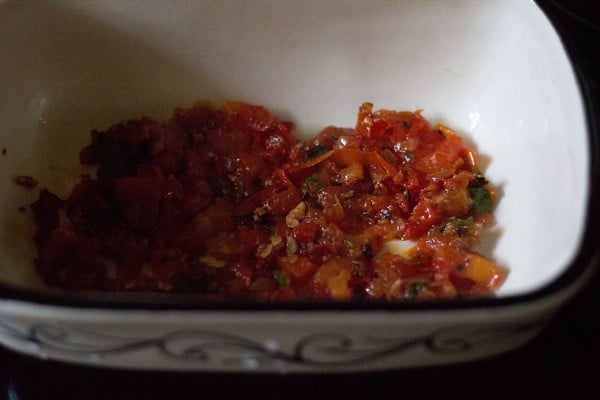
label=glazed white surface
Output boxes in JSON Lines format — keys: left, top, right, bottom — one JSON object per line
{"left": 0, "top": 0, "right": 589, "bottom": 297}
{"left": 0, "top": 298, "right": 552, "bottom": 372}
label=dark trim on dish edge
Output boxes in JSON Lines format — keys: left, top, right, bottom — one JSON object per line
{"left": 0, "top": 0, "right": 598, "bottom": 312}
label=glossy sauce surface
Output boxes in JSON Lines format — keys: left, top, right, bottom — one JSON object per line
{"left": 31, "top": 102, "right": 505, "bottom": 301}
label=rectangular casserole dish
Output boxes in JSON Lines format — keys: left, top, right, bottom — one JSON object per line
{"left": 0, "top": 0, "right": 598, "bottom": 373}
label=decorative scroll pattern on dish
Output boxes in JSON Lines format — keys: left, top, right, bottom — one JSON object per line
{"left": 0, "top": 318, "right": 545, "bottom": 368}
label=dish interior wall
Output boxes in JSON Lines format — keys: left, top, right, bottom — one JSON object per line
{"left": 0, "top": 0, "right": 588, "bottom": 298}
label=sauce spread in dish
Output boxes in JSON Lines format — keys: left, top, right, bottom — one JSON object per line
{"left": 31, "top": 102, "right": 505, "bottom": 301}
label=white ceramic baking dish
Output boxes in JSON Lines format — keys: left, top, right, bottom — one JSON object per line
{"left": 0, "top": 0, "right": 598, "bottom": 373}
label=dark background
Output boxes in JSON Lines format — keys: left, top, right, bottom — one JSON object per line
{"left": 1, "top": 1, "right": 599, "bottom": 399}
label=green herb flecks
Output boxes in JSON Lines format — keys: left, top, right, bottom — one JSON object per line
{"left": 303, "top": 174, "right": 323, "bottom": 197}
{"left": 403, "top": 152, "right": 415, "bottom": 162}
{"left": 406, "top": 281, "right": 428, "bottom": 300}
{"left": 273, "top": 270, "right": 291, "bottom": 288}
{"left": 306, "top": 144, "right": 329, "bottom": 160}
{"left": 470, "top": 186, "right": 493, "bottom": 213}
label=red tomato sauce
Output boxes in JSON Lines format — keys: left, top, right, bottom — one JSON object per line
{"left": 31, "top": 101, "right": 506, "bottom": 301}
